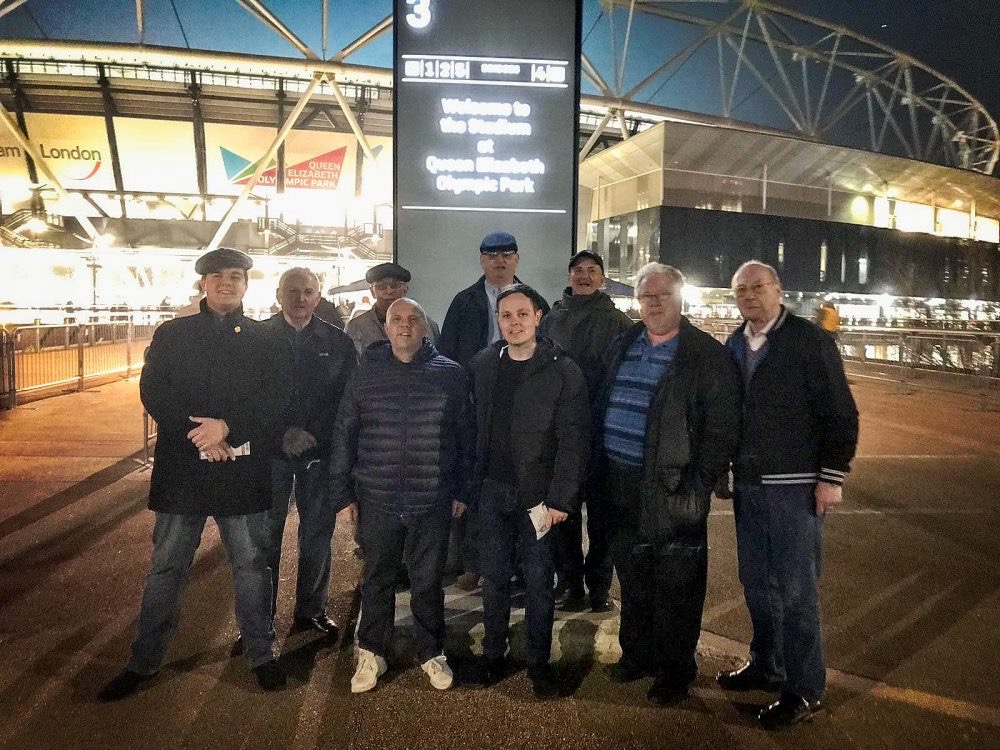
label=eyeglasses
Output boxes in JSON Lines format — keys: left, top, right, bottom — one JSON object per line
{"left": 733, "top": 281, "right": 774, "bottom": 298}
{"left": 373, "top": 281, "right": 404, "bottom": 291}
{"left": 483, "top": 250, "right": 518, "bottom": 258}
{"left": 637, "top": 292, "right": 674, "bottom": 305}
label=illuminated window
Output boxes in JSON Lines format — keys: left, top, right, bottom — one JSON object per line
{"left": 975, "top": 217, "right": 1000, "bottom": 243}
{"left": 894, "top": 201, "right": 934, "bottom": 234}
{"left": 937, "top": 207, "right": 971, "bottom": 239}
{"left": 777, "top": 241, "right": 784, "bottom": 269}
{"left": 858, "top": 254, "right": 869, "bottom": 285}
{"left": 819, "top": 241, "right": 827, "bottom": 282}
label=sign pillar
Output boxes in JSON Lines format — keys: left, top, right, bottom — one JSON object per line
{"left": 394, "top": 0, "right": 582, "bottom": 320}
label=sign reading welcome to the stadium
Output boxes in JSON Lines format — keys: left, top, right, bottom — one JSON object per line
{"left": 394, "top": 0, "right": 582, "bottom": 318}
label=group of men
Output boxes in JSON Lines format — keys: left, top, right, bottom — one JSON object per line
{"left": 99, "top": 233, "right": 858, "bottom": 731}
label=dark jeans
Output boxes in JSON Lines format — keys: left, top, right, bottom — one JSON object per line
{"left": 607, "top": 461, "right": 708, "bottom": 687}
{"left": 266, "top": 457, "right": 336, "bottom": 620}
{"left": 357, "top": 504, "right": 451, "bottom": 663}
{"left": 553, "top": 486, "right": 613, "bottom": 598}
{"left": 446, "top": 505, "right": 479, "bottom": 575}
{"left": 734, "top": 482, "right": 826, "bottom": 701}
{"left": 128, "top": 511, "right": 275, "bottom": 674}
{"left": 478, "top": 479, "right": 555, "bottom": 667}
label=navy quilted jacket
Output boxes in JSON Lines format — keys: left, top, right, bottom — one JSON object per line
{"left": 328, "top": 339, "right": 474, "bottom": 516}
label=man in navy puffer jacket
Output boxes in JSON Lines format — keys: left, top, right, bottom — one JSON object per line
{"left": 330, "top": 298, "right": 474, "bottom": 694}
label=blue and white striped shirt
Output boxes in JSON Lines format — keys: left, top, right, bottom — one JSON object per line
{"left": 603, "top": 332, "right": 678, "bottom": 465}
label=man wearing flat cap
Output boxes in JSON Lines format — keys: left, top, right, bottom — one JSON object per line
{"left": 439, "top": 232, "right": 550, "bottom": 589}
{"left": 346, "top": 262, "right": 440, "bottom": 355}
{"left": 99, "top": 247, "right": 292, "bottom": 701}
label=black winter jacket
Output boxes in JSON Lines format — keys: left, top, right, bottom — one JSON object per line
{"left": 265, "top": 314, "right": 357, "bottom": 461}
{"left": 140, "top": 300, "right": 290, "bottom": 516}
{"left": 726, "top": 306, "right": 858, "bottom": 486}
{"left": 439, "top": 275, "right": 550, "bottom": 368}
{"left": 539, "top": 288, "right": 633, "bottom": 402}
{"left": 597, "top": 319, "right": 741, "bottom": 532}
{"left": 469, "top": 337, "right": 590, "bottom": 513}
{"left": 328, "top": 339, "right": 474, "bottom": 516}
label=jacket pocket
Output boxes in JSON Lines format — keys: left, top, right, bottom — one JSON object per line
{"left": 639, "top": 485, "right": 709, "bottom": 542}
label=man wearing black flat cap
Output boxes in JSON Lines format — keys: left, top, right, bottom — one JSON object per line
{"left": 99, "top": 247, "right": 292, "bottom": 701}
{"left": 346, "top": 262, "right": 440, "bottom": 355}
{"left": 439, "top": 232, "right": 550, "bottom": 589}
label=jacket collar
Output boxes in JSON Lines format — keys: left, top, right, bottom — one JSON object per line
{"left": 366, "top": 337, "right": 439, "bottom": 366}
{"left": 199, "top": 297, "right": 245, "bottom": 322}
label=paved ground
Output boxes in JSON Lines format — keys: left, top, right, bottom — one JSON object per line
{"left": 1, "top": 375, "right": 998, "bottom": 749}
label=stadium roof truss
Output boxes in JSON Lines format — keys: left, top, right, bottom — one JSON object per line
{"left": 0, "top": 0, "right": 998, "bottom": 246}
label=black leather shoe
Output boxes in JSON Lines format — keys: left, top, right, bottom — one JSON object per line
{"left": 716, "top": 660, "right": 782, "bottom": 692}
{"left": 230, "top": 636, "right": 244, "bottom": 656}
{"left": 253, "top": 660, "right": 287, "bottom": 691}
{"left": 590, "top": 595, "right": 614, "bottom": 613}
{"left": 606, "top": 659, "right": 647, "bottom": 683}
{"left": 647, "top": 675, "right": 689, "bottom": 706}
{"left": 294, "top": 613, "right": 339, "bottom": 636}
{"left": 555, "top": 586, "right": 588, "bottom": 612}
{"left": 527, "top": 664, "right": 560, "bottom": 699}
{"left": 758, "top": 692, "right": 824, "bottom": 730}
{"left": 97, "top": 669, "right": 154, "bottom": 702}
{"left": 479, "top": 655, "right": 508, "bottom": 686}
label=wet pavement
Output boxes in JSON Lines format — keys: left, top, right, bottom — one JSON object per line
{"left": 1, "top": 375, "right": 998, "bottom": 749}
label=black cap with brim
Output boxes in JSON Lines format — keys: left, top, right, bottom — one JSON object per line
{"left": 195, "top": 248, "right": 253, "bottom": 275}
{"left": 568, "top": 250, "right": 605, "bottom": 272}
{"left": 365, "top": 262, "right": 412, "bottom": 284}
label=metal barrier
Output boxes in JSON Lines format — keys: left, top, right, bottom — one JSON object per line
{"left": 9, "top": 321, "right": 157, "bottom": 400}
{"left": 0, "top": 329, "right": 14, "bottom": 409}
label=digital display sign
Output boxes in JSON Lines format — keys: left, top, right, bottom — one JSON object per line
{"left": 394, "top": 0, "right": 582, "bottom": 320}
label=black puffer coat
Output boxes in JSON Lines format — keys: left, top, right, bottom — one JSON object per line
{"left": 469, "top": 337, "right": 590, "bottom": 513}
{"left": 328, "top": 339, "right": 474, "bottom": 516}
{"left": 140, "top": 300, "right": 290, "bottom": 516}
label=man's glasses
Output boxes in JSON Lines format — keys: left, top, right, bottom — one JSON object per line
{"left": 733, "top": 281, "right": 773, "bottom": 298}
{"left": 637, "top": 292, "right": 674, "bottom": 305}
{"left": 483, "top": 250, "right": 518, "bottom": 258}
{"left": 373, "top": 281, "right": 404, "bottom": 291}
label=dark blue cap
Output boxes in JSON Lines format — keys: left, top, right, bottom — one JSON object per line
{"left": 480, "top": 231, "right": 518, "bottom": 254}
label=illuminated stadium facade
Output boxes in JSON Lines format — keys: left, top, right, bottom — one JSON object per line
{"left": 1, "top": 0, "right": 998, "bottom": 322}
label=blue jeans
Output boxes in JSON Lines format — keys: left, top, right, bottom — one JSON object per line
{"left": 479, "top": 480, "right": 555, "bottom": 667}
{"left": 734, "top": 483, "right": 826, "bottom": 701}
{"left": 128, "top": 511, "right": 275, "bottom": 674}
{"left": 266, "top": 457, "right": 336, "bottom": 620}
{"left": 357, "top": 504, "right": 451, "bottom": 663}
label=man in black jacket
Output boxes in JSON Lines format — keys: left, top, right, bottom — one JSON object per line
{"left": 717, "top": 261, "right": 858, "bottom": 730}
{"left": 439, "top": 231, "right": 550, "bottom": 590}
{"left": 540, "top": 251, "right": 633, "bottom": 613}
{"left": 262, "top": 267, "right": 356, "bottom": 639}
{"left": 599, "top": 263, "right": 741, "bottom": 706}
{"left": 330, "top": 298, "right": 474, "bottom": 694}
{"left": 99, "top": 248, "right": 291, "bottom": 701}
{"left": 469, "top": 284, "right": 590, "bottom": 699}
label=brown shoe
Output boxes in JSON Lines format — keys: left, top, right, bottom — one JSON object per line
{"left": 455, "top": 572, "right": 481, "bottom": 591}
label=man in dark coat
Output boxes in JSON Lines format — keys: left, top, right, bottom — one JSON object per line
{"left": 599, "top": 263, "right": 741, "bottom": 706}
{"left": 539, "top": 250, "right": 633, "bottom": 613}
{"left": 330, "top": 298, "right": 473, "bottom": 694}
{"left": 438, "top": 231, "right": 549, "bottom": 589}
{"left": 98, "top": 248, "right": 291, "bottom": 701}
{"left": 469, "top": 284, "right": 590, "bottom": 699}
{"left": 261, "top": 267, "right": 356, "bottom": 640}
{"left": 717, "top": 261, "right": 858, "bottom": 730}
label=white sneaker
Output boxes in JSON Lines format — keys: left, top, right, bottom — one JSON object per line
{"left": 420, "top": 654, "right": 454, "bottom": 690}
{"left": 351, "top": 648, "right": 387, "bottom": 693}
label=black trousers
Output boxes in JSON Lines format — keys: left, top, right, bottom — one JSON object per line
{"left": 607, "top": 461, "right": 708, "bottom": 687}
{"left": 357, "top": 505, "right": 451, "bottom": 664}
{"left": 553, "top": 484, "right": 613, "bottom": 598}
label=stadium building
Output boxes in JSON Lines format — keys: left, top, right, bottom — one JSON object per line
{"left": 1, "top": 0, "right": 998, "bottom": 325}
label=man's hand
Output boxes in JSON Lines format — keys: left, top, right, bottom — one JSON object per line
{"left": 282, "top": 427, "right": 317, "bottom": 458}
{"left": 337, "top": 502, "right": 358, "bottom": 526}
{"left": 202, "top": 441, "right": 236, "bottom": 462}
{"left": 547, "top": 508, "right": 568, "bottom": 526}
{"left": 452, "top": 501, "right": 467, "bottom": 519}
{"left": 815, "top": 481, "right": 843, "bottom": 515}
{"left": 187, "top": 417, "right": 230, "bottom": 450}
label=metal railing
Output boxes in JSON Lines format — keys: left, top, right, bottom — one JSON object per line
{"left": 0, "top": 329, "right": 13, "bottom": 409}
{"left": 4, "top": 320, "right": 158, "bottom": 405}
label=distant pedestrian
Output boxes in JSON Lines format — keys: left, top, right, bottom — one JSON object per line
{"left": 717, "top": 261, "right": 858, "bottom": 729}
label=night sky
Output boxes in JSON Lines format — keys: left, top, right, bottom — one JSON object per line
{"left": 1, "top": 0, "right": 997, "bottom": 145}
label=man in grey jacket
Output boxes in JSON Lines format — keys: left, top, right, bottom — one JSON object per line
{"left": 346, "top": 262, "right": 439, "bottom": 354}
